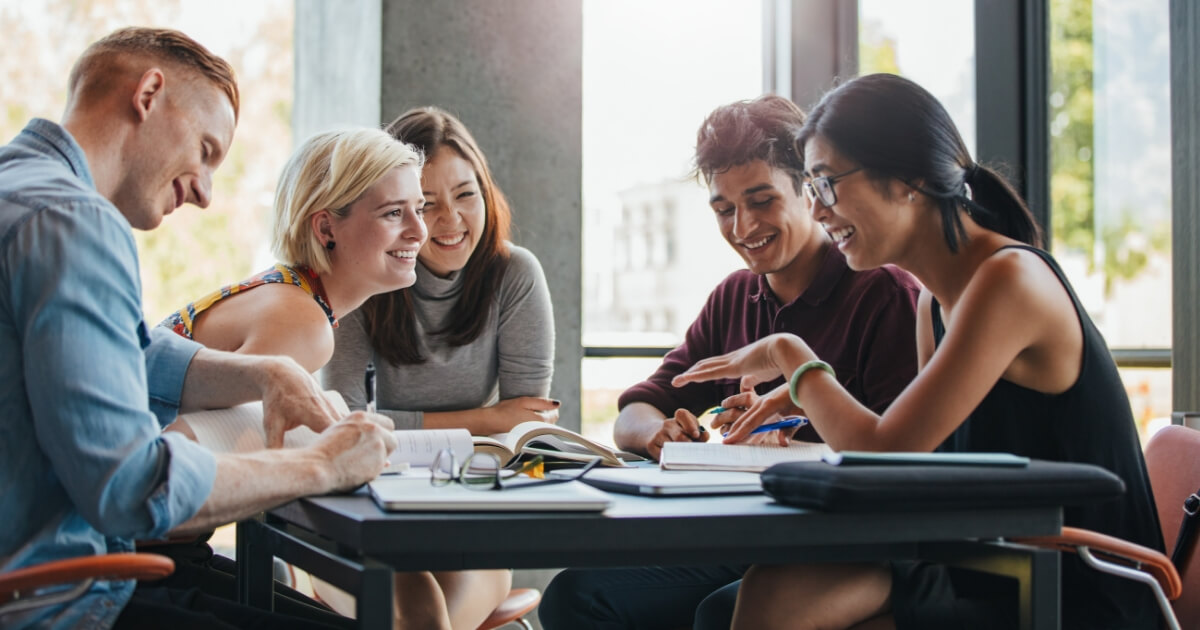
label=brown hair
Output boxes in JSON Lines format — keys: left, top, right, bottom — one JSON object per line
{"left": 68, "top": 27, "right": 240, "bottom": 120}
{"left": 363, "top": 107, "right": 512, "bottom": 365}
{"left": 693, "top": 94, "right": 807, "bottom": 193}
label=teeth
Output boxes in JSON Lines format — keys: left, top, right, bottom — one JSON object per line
{"left": 743, "top": 235, "right": 772, "bottom": 249}
{"left": 433, "top": 233, "right": 466, "bottom": 246}
{"left": 388, "top": 250, "right": 417, "bottom": 259}
{"left": 827, "top": 226, "right": 856, "bottom": 243}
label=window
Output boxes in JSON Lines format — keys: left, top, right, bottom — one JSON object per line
{"left": 0, "top": 0, "right": 294, "bottom": 322}
{"left": 581, "top": 0, "right": 763, "bottom": 438}
{"left": 858, "top": 0, "right": 976, "bottom": 155}
{"left": 1048, "top": 0, "right": 1172, "bottom": 439}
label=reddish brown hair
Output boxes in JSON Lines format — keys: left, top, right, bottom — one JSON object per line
{"left": 69, "top": 27, "right": 239, "bottom": 120}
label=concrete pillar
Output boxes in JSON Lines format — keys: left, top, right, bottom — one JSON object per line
{"left": 295, "top": 0, "right": 584, "bottom": 432}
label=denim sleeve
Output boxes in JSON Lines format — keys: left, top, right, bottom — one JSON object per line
{"left": 8, "top": 202, "right": 215, "bottom": 538}
{"left": 145, "top": 326, "right": 202, "bottom": 427}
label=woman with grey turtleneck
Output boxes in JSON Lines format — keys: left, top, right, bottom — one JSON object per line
{"left": 321, "top": 107, "right": 555, "bottom": 629}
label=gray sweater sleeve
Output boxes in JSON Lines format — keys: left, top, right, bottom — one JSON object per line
{"left": 496, "top": 246, "right": 555, "bottom": 398}
{"left": 322, "top": 309, "right": 425, "bottom": 429}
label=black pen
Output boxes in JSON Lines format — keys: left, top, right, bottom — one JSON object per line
{"left": 365, "top": 361, "right": 377, "bottom": 414}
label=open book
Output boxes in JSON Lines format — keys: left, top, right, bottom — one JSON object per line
{"left": 175, "top": 393, "right": 474, "bottom": 472}
{"left": 472, "top": 421, "right": 645, "bottom": 468}
{"left": 660, "top": 441, "right": 834, "bottom": 473}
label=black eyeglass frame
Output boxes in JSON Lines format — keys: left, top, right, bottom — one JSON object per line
{"left": 803, "top": 166, "right": 863, "bottom": 207}
{"left": 429, "top": 449, "right": 602, "bottom": 491}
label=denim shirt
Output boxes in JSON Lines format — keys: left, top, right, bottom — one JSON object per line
{"left": 0, "top": 119, "right": 217, "bottom": 629}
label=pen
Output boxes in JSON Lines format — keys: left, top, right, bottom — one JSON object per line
{"left": 748, "top": 417, "right": 807, "bottom": 435}
{"left": 708, "top": 405, "right": 747, "bottom": 416}
{"left": 365, "top": 361, "right": 377, "bottom": 414}
{"left": 722, "top": 416, "right": 808, "bottom": 438}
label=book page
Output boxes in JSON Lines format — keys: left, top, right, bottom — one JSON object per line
{"left": 660, "top": 441, "right": 834, "bottom": 473}
{"left": 183, "top": 401, "right": 321, "bottom": 452}
{"left": 393, "top": 429, "right": 474, "bottom": 467}
{"left": 492, "top": 422, "right": 627, "bottom": 466}
{"left": 179, "top": 392, "right": 472, "bottom": 468}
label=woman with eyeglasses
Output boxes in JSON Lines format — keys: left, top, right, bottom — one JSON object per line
{"left": 673, "top": 74, "right": 1162, "bottom": 629}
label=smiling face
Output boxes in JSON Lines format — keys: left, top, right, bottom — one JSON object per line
{"left": 803, "top": 134, "right": 915, "bottom": 270}
{"left": 417, "top": 148, "right": 485, "bottom": 277}
{"left": 113, "top": 77, "right": 236, "bottom": 230}
{"left": 708, "top": 160, "right": 823, "bottom": 283}
{"left": 324, "top": 165, "right": 427, "bottom": 293}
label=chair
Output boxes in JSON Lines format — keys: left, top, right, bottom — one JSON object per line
{"left": 0, "top": 553, "right": 174, "bottom": 617}
{"left": 1017, "top": 424, "right": 1200, "bottom": 630}
{"left": 477, "top": 587, "right": 540, "bottom": 630}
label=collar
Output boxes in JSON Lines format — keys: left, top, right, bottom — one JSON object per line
{"left": 749, "top": 243, "right": 848, "bottom": 307}
{"left": 413, "top": 259, "right": 464, "bottom": 301}
{"left": 14, "top": 118, "right": 95, "bottom": 190}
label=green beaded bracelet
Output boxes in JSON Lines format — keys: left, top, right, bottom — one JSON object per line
{"left": 788, "top": 360, "right": 835, "bottom": 407}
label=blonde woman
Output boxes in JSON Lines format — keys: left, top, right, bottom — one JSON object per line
{"left": 164, "top": 128, "right": 508, "bottom": 630}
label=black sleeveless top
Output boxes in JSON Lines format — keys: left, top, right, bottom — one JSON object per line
{"left": 931, "top": 246, "right": 1163, "bottom": 629}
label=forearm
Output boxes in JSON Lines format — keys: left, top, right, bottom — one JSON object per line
{"left": 179, "top": 349, "right": 296, "bottom": 412}
{"left": 423, "top": 409, "right": 490, "bottom": 433}
{"left": 170, "top": 448, "right": 331, "bottom": 536}
{"left": 775, "top": 339, "right": 884, "bottom": 450}
{"left": 613, "top": 402, "right": 668, "bottom": 456}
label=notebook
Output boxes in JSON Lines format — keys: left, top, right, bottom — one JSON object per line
{"left": 660, "top": 441, "right": 834, "bottom": 473}
{"left": 368, "top": 477, "right": 613, "bottom": 512}
{"left": 565, "top": 467, "right": 764, "bottom": 496}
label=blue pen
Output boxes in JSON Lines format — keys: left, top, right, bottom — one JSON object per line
{"left": 722, "top": 416, "right": 808, "bottom": 438}
{"left": 748, "top": 416, "right": 807, "bottom": 435}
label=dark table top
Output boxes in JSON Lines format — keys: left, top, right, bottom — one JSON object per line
{"left": 265, "top": 487, "right": 1063, "bottom": 571}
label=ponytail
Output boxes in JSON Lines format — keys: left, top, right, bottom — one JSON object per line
{"left": 961, "top": 164, "right": 1043, "bottom": 248}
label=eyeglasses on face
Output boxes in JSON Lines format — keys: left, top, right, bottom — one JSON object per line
{"left": 429, "top": 449, "right": 601, "bottom": 491}
{"left": 802, "top": 166, "right": 863, "bottom": 207}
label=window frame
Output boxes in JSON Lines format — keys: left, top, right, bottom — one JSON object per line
{"left": 581, "top": 0, "right": 1194, "bottom": 415}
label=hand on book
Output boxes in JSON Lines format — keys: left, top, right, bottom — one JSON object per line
{"left": 259, "top": 360, "right": 344, "bottom": 448}
{"left": 482, "top": 396, "right": 561, "bottom": 434}
{"left": 310, "top": 411, "right": 399, "bottom": 491}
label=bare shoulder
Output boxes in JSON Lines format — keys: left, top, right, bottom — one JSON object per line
{"left": 233, "top": 285, "right": 335, "bottom": 372}
{"left": 970, "top": 247, "right": 1070, "bottom": 311}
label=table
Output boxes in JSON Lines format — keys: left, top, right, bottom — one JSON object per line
{"left": 236, "top": 488, "right": 1064, "bottom": 629}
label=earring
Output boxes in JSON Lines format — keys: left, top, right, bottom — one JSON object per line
{"left": 325, "top": 241, "right": 336, "bottom": 251}
{"left": 907, "top": 192, "right": 915, "bottom": 202}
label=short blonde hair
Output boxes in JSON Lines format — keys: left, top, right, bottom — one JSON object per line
{"left": 69, "top": 27, "right": 239, "bottom": 120}
{"left": 271, "top": 128, "right": 424, "bottom": 274}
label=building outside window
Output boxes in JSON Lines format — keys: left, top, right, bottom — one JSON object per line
{"left": 581, "top": 0, "right": 760, "bottom": 439}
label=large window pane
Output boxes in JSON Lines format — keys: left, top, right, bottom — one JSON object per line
{"left": 858, "top": 0, "right": 975, "bottom": 155}
{"left": 1049, "top": 0, "right": 1172, "bottom": 438}
{"left": 0, "top": 0, "right": 293, "bottom": 322}
{"left": 581, "top": 1, "right": 762, "bottom": 434}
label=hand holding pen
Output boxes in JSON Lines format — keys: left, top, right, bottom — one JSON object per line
{"left": 646, "top": 407, "right": 710, "bottom": 461}
{"left": 719, "top": 382, "right": 805, "bottom": 444}
{"left": 364, "top": 361, "right": 377, "bottom": 414}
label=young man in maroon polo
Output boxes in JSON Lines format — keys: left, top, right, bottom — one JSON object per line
{"left": 541, "top": 94, "right": 921, "bottom": 630}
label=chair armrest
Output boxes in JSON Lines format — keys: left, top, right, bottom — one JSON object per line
{"left": 0, "top": 553, "right": 175, "bottom": 604}
{"left": 1017, "top": 526, "right": 1181, "bottom": 599}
